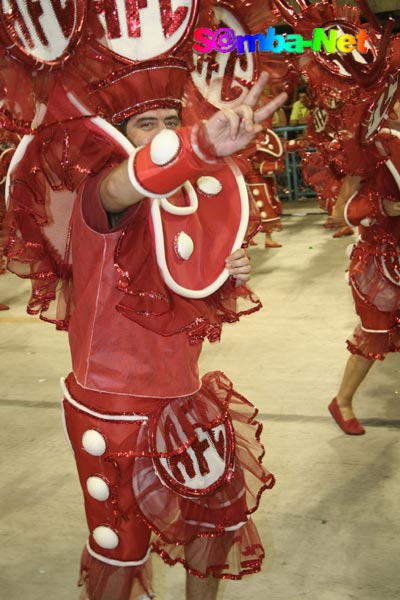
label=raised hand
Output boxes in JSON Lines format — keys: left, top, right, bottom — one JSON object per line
{"left": 204, "top": 72, "right": 288, "bottom": 157}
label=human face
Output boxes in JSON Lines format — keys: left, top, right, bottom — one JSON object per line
{"left": 125, "top": 108, "right": 181, "bottom": 147}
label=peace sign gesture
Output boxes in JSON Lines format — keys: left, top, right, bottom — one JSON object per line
{"left": 204, "top": 72, "right": 288, "bottom": 157}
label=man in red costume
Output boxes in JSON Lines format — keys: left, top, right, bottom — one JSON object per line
{"left": 50, "top": 63, "right": 286, "bottom": 600}
{"left": 0, "top": 1, "right": 287, "bottom": 597}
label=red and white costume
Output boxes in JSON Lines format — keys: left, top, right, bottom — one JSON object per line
{"left": 0, "top": 3, "right": 281, "bottom": 599}
{"left": 343, "top": 129, "right": 400, "bottom": 359}
{"left": 246, "top": 130, "right": 284, "bottom": 238}
{"left": 273, "top": 0, "right": 400, "bottom": 360}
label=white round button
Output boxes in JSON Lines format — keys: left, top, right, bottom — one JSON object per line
{"left": 150, "top": 129, "right": 180, "bottom": 165}
{"left": 196, "top": 176, "right": 222, "bottom": 195}
{"left": 82, "top": 430, "right": 107, "bottom": 456}
{"left": 260, "top": 211, "right": 267, "bottom": 219}
{"left": 175, "top": 231, "right": 194, "bottom": 260}
{"left": 92, "top": 526, "right": 119, "bottom": 550}
{"left": 86, "top": 476, "right": 110, "bottom": 501}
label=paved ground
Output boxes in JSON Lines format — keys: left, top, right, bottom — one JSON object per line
{"left": 1, "top": 201, "right": 399, "bottom": 600}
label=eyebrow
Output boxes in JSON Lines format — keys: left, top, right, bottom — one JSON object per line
{"left": 133, "top": 115, "right": 180, "bottom": 126}
{"left": 133, "top": 117, "right": 159, "bottom": 125}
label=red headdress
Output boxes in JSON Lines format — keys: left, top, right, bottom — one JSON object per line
{"left": 273, "top": 0, "right": 400, "bottom": 178}
{"left": 1, "top": 0, "right": 261, "bottom": 330}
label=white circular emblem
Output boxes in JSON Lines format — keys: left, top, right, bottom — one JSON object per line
{"left": 150, "top": 397, "right": 235, "bottom": 497}
{"left": 191, "top": 4, "right": 256, "bottom": 110}
{"left": 95, "top": 0, "right": 197, "bottom": 61}
{"left": 0, "top": 0, "right": 85, "bottom": 67}
{"left": 361, "top": 75, "right": 400, "bottom": 142}
{"left": 315, "top": 20, "right": 376, "bottom": 79}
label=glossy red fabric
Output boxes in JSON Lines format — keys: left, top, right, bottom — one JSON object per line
{"left": 63, "top": 371, "right": 275, "bottom": 597}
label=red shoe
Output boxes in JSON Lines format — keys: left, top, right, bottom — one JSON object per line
{"left": 0, "top": 303, "right": 9, "bottom": 310}
{"left": 328, "top": 398, "right": 365, "bottom": 435}
{"left": 332, "top": 226, "right": 354, "bottom": 238}
{"left": 265, "top": 241, "right": 282, "bottom": 248}
{"left": 322, "top": 218, "right": 335, "bottom": 229}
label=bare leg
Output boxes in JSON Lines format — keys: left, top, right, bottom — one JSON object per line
{"left": 336, "top": 354, "right": 375, "bottom": 420}
{"left": 186, "top": 573, "right": 220, "bottom": 600}
{"left": 264, "top": 232, "right": 282, "bottom": 248}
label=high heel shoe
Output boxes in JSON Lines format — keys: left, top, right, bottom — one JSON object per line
{"left": 328, "top": 398, "right": 365, "bottom": 435}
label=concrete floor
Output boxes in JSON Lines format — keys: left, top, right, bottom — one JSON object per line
{"left": 1, "top": 200, "right": 399, "bottom": 600}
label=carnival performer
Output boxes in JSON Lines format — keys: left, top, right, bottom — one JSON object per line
{"left": 329, "top": 108, "right": 400, "bottom": 435}
{"left": 272, "top": 0, "right": 400, "bottom": 435}
{"left": 245, "top": 129, "right": 285, "bottom": 248}
{"left": 3, "top": 45, "right": 287, "bottom": 600}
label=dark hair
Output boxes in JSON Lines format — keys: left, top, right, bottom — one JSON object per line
{"left": 118, "top": 119, "right": 128, "bottom": 136}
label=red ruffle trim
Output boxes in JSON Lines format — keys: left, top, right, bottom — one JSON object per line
{"left": 114, "top": 205, "right": 262, "bottom": 345}
{"left": 349, "top": 242, "right": 400, "bottom": 313}
{"left": 347, "top": 324, "right": 400, "bottom": 360}
{"left": 3, "top": 98, "right": 127, "bottom": 329}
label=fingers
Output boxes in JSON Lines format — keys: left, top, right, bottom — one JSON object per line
{"left": 236, "top": 105, "right": 255, "bottom": 134}
{"left": 242, "top": 72, "right": 269, "bottom": 108}
{"left": 220, "top": 109, "right": 241, "bottom": 140}
{"left": 225, "top": 248, "right": 251, "bottom": 271}
{"left": 254, "top": 92, "right": 288, "bottom": 125}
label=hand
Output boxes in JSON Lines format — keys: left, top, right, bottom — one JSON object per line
{"left": 383, "top": 199, "right": 400, "bottom": 217}
{"left": 225, "top": 248, "right": 251, "bottom": 287}
{"left": 204, "top": 72, "right": 288, "bottom": 157}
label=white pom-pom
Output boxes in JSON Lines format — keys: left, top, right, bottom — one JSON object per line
{"left": 260, "top": 211, "right": 267, "bottom": 219}
{"left": 196, "top": 176, "right": 222, "bottom": 196}
{"left": 252, "top": 188, "right": 260, "bottom": 196}
{"left": 92, "top": 526, "right": 119, "bottom": 550}
{"left": 82, "top": 430, "right": 106, "bottom": 456}
{"left": 150, "top": 129, "right": 180, "bottom": 166}
{"left": 256, "top": 200, "right": 264, "bottom": 208}
{"left": 360, "top": 217, "right": 374, "bottom": 227}
{"left": 175, "top": 231, "right": 194, "bottom": 261}
{"left": 87, "top": 476, "right": 110, "bottom": 501}
{"left": 345, "top": 243, "right": 354, "bottom": 259}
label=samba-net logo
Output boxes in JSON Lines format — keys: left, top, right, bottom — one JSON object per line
{"left": 193, "top": 26, "right": 370, "bottom": 55}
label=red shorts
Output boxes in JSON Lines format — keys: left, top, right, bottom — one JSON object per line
{"left": 62, "top": 371, "right": 275, "bottom": 577}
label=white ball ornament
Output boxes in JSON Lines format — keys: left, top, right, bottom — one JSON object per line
{"left": 150, "top": 130, "right": 180, "bottom": 166}
{"left": 86, "top": 476, "right": 110, "bottom": 501}
{"left": 196, "top": 176, "right": 222, "bottom": 195}
{"left": 92, "top": 526, "right": 119, "bottom": 550}
{"left": 82, "top": 430, "right": 107, "bottom": 456}
{"left": 175, "top": 231, "right": 194, "bottom": 261}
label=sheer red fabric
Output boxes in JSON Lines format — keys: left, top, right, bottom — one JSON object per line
{"left": 64, "top": 371, "right": 275, "bottom": 599}
{"left": 347, "top": 324, "right": 400, "bottom": 360}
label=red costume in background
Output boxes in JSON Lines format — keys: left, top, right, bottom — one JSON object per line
{"left": 246, "top": 130, "right": 285, "bottom": 247}
{"left": 343, "top": 129, "right": 400, "bottom": 359}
